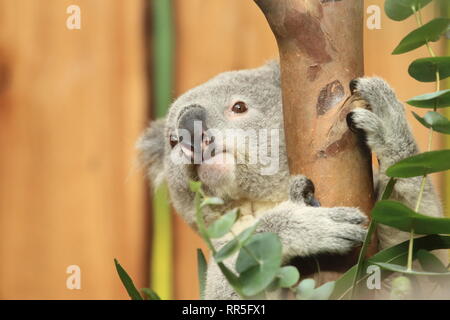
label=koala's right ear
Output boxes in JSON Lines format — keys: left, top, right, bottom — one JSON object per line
{"left": 136, "top": 118, "right": 166, "bottom": 189}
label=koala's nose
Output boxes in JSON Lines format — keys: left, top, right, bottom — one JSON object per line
{"left": 177, "top": 105, "right": 210, "bottom": 162}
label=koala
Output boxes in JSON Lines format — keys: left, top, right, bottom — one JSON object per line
{"left": 137, "top": 61, "right": 443, "bottom": 300}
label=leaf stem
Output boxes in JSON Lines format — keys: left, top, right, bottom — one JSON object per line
{"left": 407, "top": 229, "right": 415, "bottom": 271}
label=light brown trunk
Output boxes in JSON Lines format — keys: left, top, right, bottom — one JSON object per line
{"left": 254, "top": 0, "right": 376, "bottom": 282}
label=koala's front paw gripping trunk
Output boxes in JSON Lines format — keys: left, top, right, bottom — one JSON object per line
{"left": 254, "top": 0, "right": 376, "bottom": 283}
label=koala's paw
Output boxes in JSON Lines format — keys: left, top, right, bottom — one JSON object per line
{"left": 347, "top": 77, "right": 417, "bottom": 167}
{"left": 311, "top": 207, "right": 368, "bottom": 255}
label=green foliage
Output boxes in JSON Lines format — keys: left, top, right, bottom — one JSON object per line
{"left": 408, "top": 89, "right": 450, "bottom": 108}
{"left": 386, "top": 150, "right": 450, "bottom": 178}
{"left": 236, "top": 233, "right": 282, "bottom": 296}
{"left": 393, "top": 18, "right": 449, "bottom": 54}
{"left": 277, "top": 266, "right": 300, "bottom": 288}
{"left": 141, "top": 288, "right": 161, "bottom": 300}
{"left": 350, "top": 178, "right": 396, "bottom": 299}
{"left": 390, "top": 276, "right": 413, "bottom": 299}
{"left": 332, "top": 235, "right": 450, "bottom": 299}
{"left": 385, "top": 0, "right": 432, "bottom": 21}
{"left": 372, "top": 200, "right": 450, "bottom": 234}
{"left": 197, "top": 249, "right": 208, "bottom": 300}
{"left": 409, "top": 56, "right": 450, "bottom": 82}
{"left": 413, "top": 111, "right": 450, "bottom": 133}
{"left": 114, "top": 259, "right": 144, "bottom": 300}
{"left": 296, "top": 279, "right": 335, "bottom": 300}
{"left": 417, "top": 249, "right": 448, "bottom": 273}
{"left": 213, "top": 224, "right": 258, "bottom": 263}
{"left": 207, "top": 209, "right": 238, "bottom": 239}
{"left": 191, "top": 182, "right": 338, "bottom": 299}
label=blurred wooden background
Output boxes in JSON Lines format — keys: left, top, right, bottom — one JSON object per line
{"left": 0, "top": 0, "right": 447, "bottom": 299}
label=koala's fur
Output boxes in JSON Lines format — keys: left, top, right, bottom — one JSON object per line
{"left": 137, "top": 62, "right": 443, "bottom": 300}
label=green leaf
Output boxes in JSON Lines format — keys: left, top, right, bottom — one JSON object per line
{"left": 311, "top": 281, "right": 335, "bottom": 300}
{"left": 372, "top": 200, "right": 450, "bottom": 234}
{"left": 114, "top": 259, "right": 143, "bottom": 300}
{"left": 207, "top": 209, "right": 238, "bottom": 239}
{"left": 217, "top": 263, "right": 243, "bottom": 296}
{"left": 331, "top": 235, "right": 450, "bottom": 300}
{"left": 189, "top": 181, "right": 202, "bottom": 193}
{"left": 349, "top": 178, "right": 396, "bottom": 299}
{"left": 417, "top": 249, "right": 448, "bottom": 273}
{"left": 390, "top": 276, "right": 413, "bottom": 300}
{"left": 412, "top": 111, "right": 450, "bottom": 134}
{"left": 197, "top": 249, "right": 208, "bottom": 300}
{"left": 277, "top": 266, "right": 300, "bottom": 288}
{"left": 386, "top": 149, "right": 450, "bottom": 178}
{"left": 213, "top": 223, "right": 258, "bottom": 262}
{"left": 141, "top": 288, "right": 161, "bottom": 300}
{"left": 382, "top": 177, "right": 397, "bottom": 201}
{"left": 385, "top": 0, "right": 432, "bottom": 21}
{"left": 201, "top": 197, "right": 225, "bottom": 207}
{"left": 374, "top": 262, "right": 450, "bottom": 276}
{"left": 408, "top": 90, "right": 450, "bottom": 108}
{"left": 296, "top": 279, "right": 316, "bottom": 300}
{"left": 236, "top": 233, "right": 283, "bottom": 296}
{"left": 409, "top": 57, "right": 450, "bottom": 82}
{"left": 417, "top": 249, "right": 450, "bottom": 288}
{"left": 392, "top": 18, "right": 450, "bottom": 54}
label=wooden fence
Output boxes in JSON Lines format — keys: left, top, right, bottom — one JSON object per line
{"left": 0, "top": 0, "right": 447, "bottom": 299}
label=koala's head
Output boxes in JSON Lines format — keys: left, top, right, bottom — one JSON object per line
{"left": 138, "top": 61, "right": 290, "bottom": 216}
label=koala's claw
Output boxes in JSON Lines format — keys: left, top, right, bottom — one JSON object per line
{"left": 347, "top": 77, "right": 417, "bottom": 166}
{"left": 349, "top": 78, "right": 358, "bottom": 94}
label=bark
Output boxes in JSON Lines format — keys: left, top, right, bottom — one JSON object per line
{"left": 254, "top": 0, "right": 376, "bottom": 282}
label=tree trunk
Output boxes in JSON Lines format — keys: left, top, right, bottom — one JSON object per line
{"left": 254, "top": 0, "right": 376, "bottom": 282}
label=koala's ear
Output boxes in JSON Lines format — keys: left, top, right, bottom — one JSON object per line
{"left": 136, "top": 118, "right": 166, "bottom": 189}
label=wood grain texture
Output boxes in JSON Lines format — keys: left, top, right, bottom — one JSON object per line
{"left": 0, "top": 0, "right": 148, "bottom": 299}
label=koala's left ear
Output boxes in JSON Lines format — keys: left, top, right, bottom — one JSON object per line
{"left": 136, "top": 118, "right": 166, "bottom": 189}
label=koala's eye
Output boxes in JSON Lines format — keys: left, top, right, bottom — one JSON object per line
{"left": 169, "top": 134, "right": 180, "bottom": 148}
{"left": 231, "top": 101, "right": 248, "bottom": 114}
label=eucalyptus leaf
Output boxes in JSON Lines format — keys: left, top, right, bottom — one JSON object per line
{"left": 217, "top": 263, "right": 243, "bottom": 295}
{"left": 409, "top": 57, "right": 450, "bottom": 82}
{"left": 236, "top": 233, "right": 282, "bottom": 296}
{"left": 189, "top": 181, "right": 202, "bottom": 193}
{"left": 408, "top": 90, "right": 450, "bottom": 108}
{"left": 214, "top": 223, "right": 258, "bottom": 262}
{"left": 331, "top": 235, "right": 450, "bottom": 300}
{"left": 412, "top": 111, "right": 450, "bottom": 134}
{"left": 296, "top": 279, "right": 316, "bottom": 300}
{"left": 277, "top": 266, "right": 300, "bottom": 288}
{"left": 207, "top": 209, "right": 238, "bottom": 239}
{"left": 390, "top": 276, "right": 413, "bottom": 300}
{"left": 141, "top": 288, "right": 161, "bottom": 300}
{"left": 372, "top": 200, "right": 450, "bottom": 234}
{"left": 311, "top": 281, "right": 335, "bottom": 300}
{"left": 417, "top": 249, "right": 448, "bottom": 273}
{"left": 386, "top": 149, "right": 450, "bottom": 178}
{"left": 114, "top": 259, "right": 143, "bottom": 300}
{"left": 392, "top": 18, "right": 450, "bottom": 54}
{"left": 417, "top": 249, "right": 450, "bottom": 288}
{"left": 201, "top": 197, "right": 225, "bottom": 207}
{"left": 374, "top": 262, "right": 450, "bottom": 276}
{"left": 197, "top": 249, "right": 208, "bottom": 300}
{"left": 385, "top": 0, "right": 432, "bottom": 21}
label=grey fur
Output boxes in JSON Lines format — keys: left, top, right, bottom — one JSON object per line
{"left": 137, "top": 62, "right": 443, "bottom": 299}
